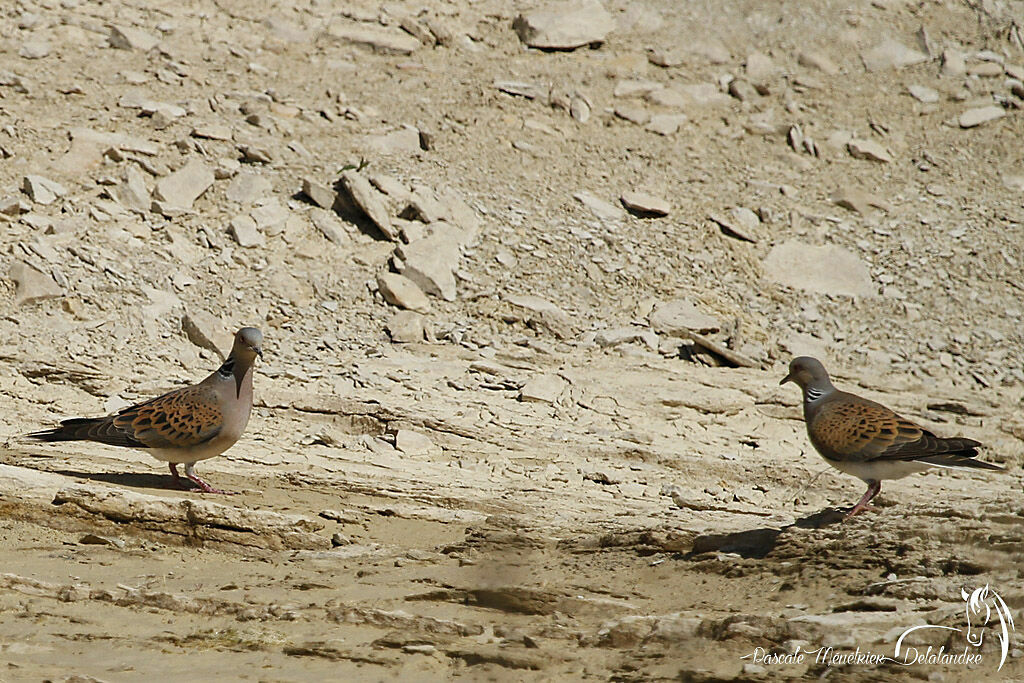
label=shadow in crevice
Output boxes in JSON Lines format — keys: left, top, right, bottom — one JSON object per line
{"left": 289, "top": 179, "right": 392, "bottom": 242}
{"left": 331, "top": 178, "right": 392, "bottom": 241}
{"left": 685, "top": 508, "right": 848, "bottom": 559}
{"left": 51, "top": 469, "right": 201, "bottom": 493}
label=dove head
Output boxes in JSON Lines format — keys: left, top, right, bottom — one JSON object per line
{"left": 231, "top": 327, "right": 264, "bottom": 362}
{"left": 780, "top": 356, "right": 834, "bottom": 400}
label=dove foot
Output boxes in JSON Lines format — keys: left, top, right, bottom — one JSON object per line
{"left": 845, "top": 504, "right": 878, "bottom": 517}
{"left": 169, "top": 463, "right": 236, "bottom": 495}
{"left": 844, "top": 480, "right": 881, "bottom": 519}
{"left": 188, "top": 478, "right": 235, "bottom": 495}
{"left": 185, "top": 472, "right": 236, "bottom": 495}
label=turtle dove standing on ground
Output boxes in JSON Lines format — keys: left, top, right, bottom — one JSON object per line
{"left": 27, "top": 327, "right": 263, "bottom": 494}
{"left": 780, "top": 356, "right": 1001, "bottom": 517}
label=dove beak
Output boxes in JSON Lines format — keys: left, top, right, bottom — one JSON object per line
{"left": 779, "top": 372, "right": 794, "bottom": 386}
{"left": 252, "top": 346, "right": 263, "bottom": 359}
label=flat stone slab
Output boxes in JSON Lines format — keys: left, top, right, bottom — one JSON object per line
{"left": 621, "top": 191, "right": 670, "bottom": 216}
{"left": 763, "top": 240, "right": 875, "bottom": 298}
{"left": 326, "top": 22, "right": 421, "bottom": 55}
{"left": 959, "top": 106, "right": 1005, "bottom": 129}
{"left": 649, "top": 300, "right": 720, "bottom": 336}
{"left": 395, "top": 231, "right": 460, "bottom": 301}
{"left": 378, "top": 272, "right": 431, "bottom": 313}
{"left": 861, "top": 39, "right": 928, "bottom": 72}
{"left": 520, "top": 373, "right": 569, "bottom": 403}
{"left": 513, "top": 0, "right": 615, "bottom": 50}
{"left": 153, "top": 158, "right": 214, "bottom": 211}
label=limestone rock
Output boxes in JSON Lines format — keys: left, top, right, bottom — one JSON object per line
{"left": 181, "top": 311, "right": 231, "bottom": 359}
{"left": 22, "top": 175, "right": 68, "bottom": 205}
{"left": 53, "top": 486, "right": 327, "bottom": 550}
{"left": 70, "top": 127, "right": 159, "bottom": 156}
{"left": 340, "top": 171, "right": 398, "bottom": 240}
{"left": 614, "top": 80, "right": 662, "bottom": 98}
{"left": 520, "top": 374, "right": 568, "bottom": 403}
{"left": 309, "top": 208, "right": 348, "bottom": 244}
{"left": 395, "top": 232, "right": 460, "bottom": 301}
{"left": 364, "top": 127, "right": 422, "bottom": 155}
{"left": 250, "top": 200, "right": 289, "bottom": 234}
{"left": 967, "top": 62, "right": 1004, "bottom": 78}
{"left": 369, "top": 173, "right": 411, "bottom": 203}
{"left": 264, "top": 16, "right": 312, "bottom": 44}
{"left": 0, "top": 197, "right": 30, "bottom": 215}
{"left": 111, "top": 165, "right": 150, "bottom": 213}
{"left": 437, "top": 190, "right": 481, "bottom": 246}
{"left": 506, "top": 294, "right": 574, "bottom": 339}
{"left": 387, "top": 311, "right": 425, "bottom": 343}
{"left": 830, "top": 187, "right": 891, "bottom": 214}
{"left": 763, "top": 240, "right": 874, "bottom": 297}
{"left": 192, "top": 124, "right": 233, "bottom": 141}
{"left": 377, "top": 272, "right": 431, "bottom": 313}
{"left": 907, "top": 84, "right": 939, "bottom": 103}
{"left": 647, "top": 49, "right": 685, "bottom": 67}
{"left": 403, "top": 186, "right": 447, "bottom": 224}
{"left": 744, "top": 52, "right": 778, "bottom": 85}
{"left": 238, "top": 145, "right": 273, "bottom": 164}
{"left": 686, "top": 38, "right": 731, "bottom": 65}
{"left": 646, "top": 114, "right": 688, "bottom": 136}
{"left": 709, "top": 208, "right": 761, "bottom": 243}
{"left": 573, "top": 191, "right": 625, "bottom": 221}
{"left": 595, "top": 327, "right": 658, "bottom": 350}
{"left": 229, "top": 215, "right": 263, "bottom": 248}
{"left": 302, "top": 177, "right": 336, "bottom": 210}
{"left": 108, "top": 25, "right": 160, "bottom": 51}
{"left": 941, "top": 48, "right": 966, "bottom": 76}
{"left": 649, "top": 300, "right": 720, "bottom": 336}
{"left": 846, "top": 138, "right": 892, "bottom": 163}
{"left": 861, "top": 39, "right": 928, "bottom": 72}
{"left": 728, "top": 78, "right": 759, "bottom": 102}
{"left": 225, "top": 172, "right": 272, "bottom": 205}
{"left": 614, "top": 104, "right": 650, "bottom": 125}
{"left": 513, "top": 0, "right": 615, "bottom": 50}
{"left": 9, "top": 261, "right": 62, "bottom": 305}
{"left": 19, "top": 40, "right": 51, "bottom": 60}
{"left": 648, "top": 83, "right": 731, "bottom": 108}
{"left": 1003, "top": 175, "right": 1024, "bottom": 192}
{"left": 959, "top": 106, "right": 1005, "bottom": 129}
{"left": 395, "top": 430, "right": 436, "bottom": 456}
{"left": 325, "top": 21, "right": 421, "bottom": 55}
{"left": 798, "top": 51, "right": 839, "bottom": 75}
{"left": 621, "top": 191, "right": 670, "bottom": 216}
{"left": 153, "top": 158, "right": 214, "bottom": 211}
{"left": 214, "top": 158, "right": 241, "bottom": 180}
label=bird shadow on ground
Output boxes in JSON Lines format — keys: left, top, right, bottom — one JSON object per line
{"left": 52, "top": 469, "right": 199, "bottom": 493}
{"left": 684, "top": 508, "right": 850, "bottom": 559}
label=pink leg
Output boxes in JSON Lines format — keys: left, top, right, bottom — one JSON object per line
{"left": 168, "top": 463, "right": 190, "bottom": 490}
{"left": 845, "top": 480, "right": 881, "bottom": 518}
{"left": 184, "top": 462, "right": 235, "bottom": 495}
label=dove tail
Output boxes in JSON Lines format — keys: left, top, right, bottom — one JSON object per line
{"left": 917, "top": 452, "right": 1004, "bottom": 471}
{"left": 25, "top": 418, "right": 145, "bottom": 448}
{"left": 26, "top": 418, "right": 99, "bottom": 442}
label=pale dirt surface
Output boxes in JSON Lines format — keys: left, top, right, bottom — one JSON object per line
{"left": 1, "top": 0, "right": 1024, "bottom": 681}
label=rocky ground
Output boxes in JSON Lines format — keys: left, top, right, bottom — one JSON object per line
{"left": 1, "top": 0, "right": 1023, "bottom": 680}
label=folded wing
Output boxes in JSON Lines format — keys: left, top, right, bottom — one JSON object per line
{"left": 26, "top": 385, "right": 222, "bottom": 450}
{"left": 812, "top": 392, "right": 1000, "bottom": 470}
